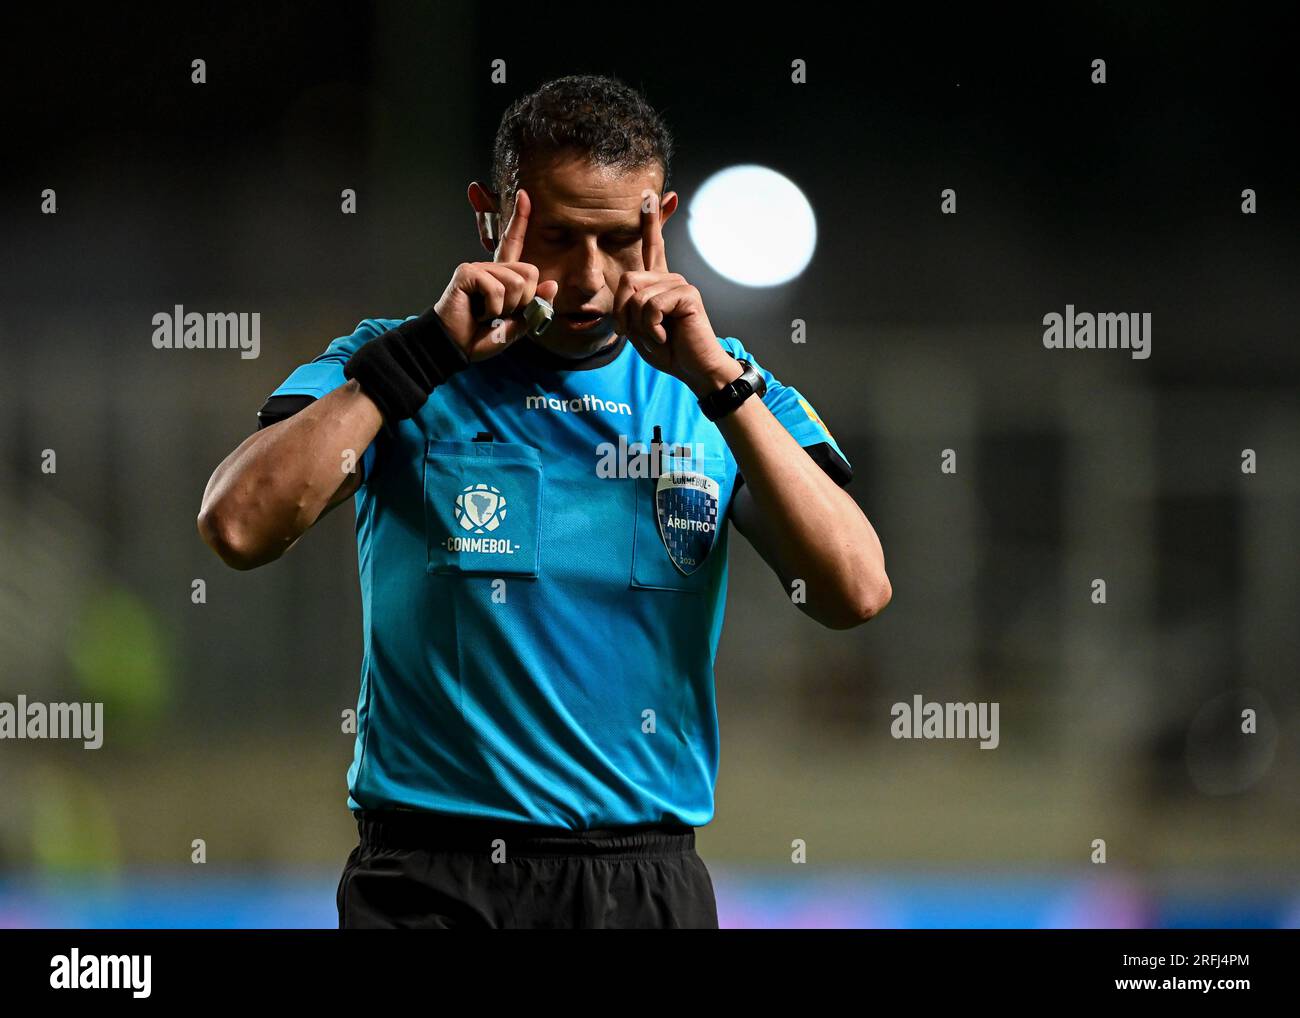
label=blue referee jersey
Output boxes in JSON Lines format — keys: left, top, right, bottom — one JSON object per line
{"left": 257, "top": 320, "right": 851, "bottom": 828}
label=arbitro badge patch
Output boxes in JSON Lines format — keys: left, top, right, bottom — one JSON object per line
{"left": 654, "top": 469, "right": 719, "bottom": 575}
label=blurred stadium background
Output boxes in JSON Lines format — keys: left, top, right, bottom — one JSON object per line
{"left": 1, "top": 5, "right": 1297, "bottom": 927}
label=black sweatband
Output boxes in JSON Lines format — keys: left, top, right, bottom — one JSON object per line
{"left": 343, "top": 307, "right": 469, "bottom": 428}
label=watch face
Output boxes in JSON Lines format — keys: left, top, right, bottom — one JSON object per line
{"left": 699, "top": 360, "right": 764, "bottom": 420}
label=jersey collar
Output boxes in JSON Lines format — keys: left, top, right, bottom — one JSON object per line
{"left": 507, "top": 332, "right": 629, "bottom": 372}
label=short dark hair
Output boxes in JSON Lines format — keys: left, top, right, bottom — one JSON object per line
{"left": 490, "top": 74, "right": 674, "bottom": 216}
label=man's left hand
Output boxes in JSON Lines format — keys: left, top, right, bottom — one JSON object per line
{"left": 612, "top": 191, "right": 741, "bottom": 397}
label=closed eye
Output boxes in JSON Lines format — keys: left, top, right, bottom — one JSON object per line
{"left": 540, "top": 230, "right": 640, "bottom": 249}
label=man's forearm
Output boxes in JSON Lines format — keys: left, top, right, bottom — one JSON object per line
{"left": 198, "top": 380, "right": 383, "bottom": 569}
{"left": 689, "top": 364, "right": 891, "bottom": 625}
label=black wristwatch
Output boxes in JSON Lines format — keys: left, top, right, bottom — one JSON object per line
{"left": 697, "top": 358, "right": 766, "bottom": 421}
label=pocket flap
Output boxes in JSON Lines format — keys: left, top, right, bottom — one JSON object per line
{"left": 424, "top": 440, "right": 542, "bottom": 577}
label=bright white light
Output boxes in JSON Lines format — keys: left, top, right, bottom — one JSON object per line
{"left": 687, "top": 165, "right": 816, "bottom": 287}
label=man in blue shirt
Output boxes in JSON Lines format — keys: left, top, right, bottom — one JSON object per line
{"left": 198, "top": 74, "right": 890, "bottom": 929}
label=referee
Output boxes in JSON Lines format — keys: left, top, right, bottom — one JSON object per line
{"left": 197, "top": 74, "right": 891, "bottom": 929}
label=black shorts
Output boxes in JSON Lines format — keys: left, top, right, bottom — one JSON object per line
{"left": 336, "top": 809, "right": 720, "bottom": 929}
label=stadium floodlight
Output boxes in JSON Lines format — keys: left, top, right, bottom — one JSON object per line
{"left": 687, "top": 164, "right": 816, "bottom": 287}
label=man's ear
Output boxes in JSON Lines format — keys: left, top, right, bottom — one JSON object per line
{"left": 468, "top": 182, "right": 501, "bottom": 256}
{"left": 658, "top": 191, "right": 680, "bottom": 225}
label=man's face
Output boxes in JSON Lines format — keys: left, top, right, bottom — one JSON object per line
{"left": 505, "top": 153, "right": 677, "bottom": 357}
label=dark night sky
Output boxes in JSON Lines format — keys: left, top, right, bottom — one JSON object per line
{"left": 3, "top": 5, "right": 1296, "bottom": 382}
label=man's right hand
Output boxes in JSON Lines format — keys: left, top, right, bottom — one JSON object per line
{"left": 433, "top": 187, "right": 559, "bottom": 361}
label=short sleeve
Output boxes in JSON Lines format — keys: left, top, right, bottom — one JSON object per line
{"left": 716, "top": 335, "right": 853, "bottom": 488}
{"left": 256, "top": 316, "right": 411, "bottom": 482}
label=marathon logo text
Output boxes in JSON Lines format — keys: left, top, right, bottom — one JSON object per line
{"left": 526, "top": 393, "right": 631, "bottom": 415}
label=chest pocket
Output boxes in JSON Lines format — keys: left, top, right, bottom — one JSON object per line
{"left": 630, "top": 453, "right": 727, "bottom": 592}
{"left": 424, "top": 440, "right": 543, "bottom": 578}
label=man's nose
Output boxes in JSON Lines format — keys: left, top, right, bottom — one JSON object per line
{"left": 564, "top": 239, "right": 607, "bottom": 295}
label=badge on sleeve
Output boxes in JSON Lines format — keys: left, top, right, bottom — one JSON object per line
{"left": 798, "top": 396, "right": 834, "bottom": 441}
{"left": 654, "top": 466, "right": 720, "bottom": 576}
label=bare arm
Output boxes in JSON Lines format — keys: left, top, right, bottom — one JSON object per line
{"left": 612, "top": 188, "right": 888, "bottom": 629}
{"left": 198, "top": 187, "right": 557, "bottom": 571}
{"left": 197, "top": 379, "right": 383, "bottom": 570}
{"left": 713, "top": 369, "right": 891, "bottom": 629}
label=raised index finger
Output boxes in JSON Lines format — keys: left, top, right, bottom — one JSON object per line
{"left": 495, "top": 187, "right": 531, "bottom": 264}
{"left": 640, "top": 189, "right": 668, "bottom": 273}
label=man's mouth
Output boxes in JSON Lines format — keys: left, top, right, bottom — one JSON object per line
{"left": 561, "top": 311, "right": 608, "bottom": 331}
